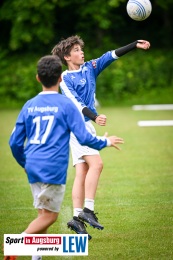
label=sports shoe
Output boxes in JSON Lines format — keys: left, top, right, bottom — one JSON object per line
{"left": 4, "top": 256, "right": 17, "bottom": 260}
{"left": 78, "top": 209, "right": 104, "bottom": 230}
{"left": 67, "top": 217, "right": 92, "bottom": 240}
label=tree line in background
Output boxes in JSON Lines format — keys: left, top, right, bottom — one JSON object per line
{"left": 0, "top": 0, "right": 173, "bottom": 107}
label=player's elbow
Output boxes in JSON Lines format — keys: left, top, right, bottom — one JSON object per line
{"left": 76, "top": 135, "right": 89, "bottom": 146}
{"left": 78, "top": 139, "right": 86, "bottom": 146}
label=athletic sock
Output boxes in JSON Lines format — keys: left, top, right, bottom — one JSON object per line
{"left": 73, "top": 208, "right": 83, "bottom": 217}
{"left": 84, "top": 198, "right": 94, "bottom": 211}
{"left": 32, "top": 256, "right": 42, "bottom": 260}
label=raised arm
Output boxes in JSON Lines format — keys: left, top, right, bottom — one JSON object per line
{"left": 115, "top": 40, "right": 150, "bottom": 57}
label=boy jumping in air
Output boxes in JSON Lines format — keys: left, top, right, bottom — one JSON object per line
{"left": 52, "top": 36, "right": 150, "bottom": 239}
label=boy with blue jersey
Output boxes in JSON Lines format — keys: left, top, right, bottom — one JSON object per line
{"left": 51, "top": 36, "right": 150, "bottom": 239}
{"left": 6, "top": 55, "right": 123, "bottom": 260}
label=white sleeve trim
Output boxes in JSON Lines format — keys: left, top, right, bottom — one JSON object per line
{"left": 96, "top": 136, "right": 111, "bottom": 147}
{"left": 106, "top": 138, "right": 111, "bottom": 147}
{"left": 111, "top": 50, "right": 119, "bottom": 59}
{"left": 60, "top": 79, "right": 83, "bottom": 114}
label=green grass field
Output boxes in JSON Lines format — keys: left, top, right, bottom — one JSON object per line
{"left": 1, "top": 107, "right": 173, "bottom": 260}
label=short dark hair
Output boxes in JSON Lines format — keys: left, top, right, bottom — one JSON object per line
{"left": 37, "top": 55, "right": 62, "bottom": 88}
{"left": 51, "top": 35, "right": 84, "bottom": 66}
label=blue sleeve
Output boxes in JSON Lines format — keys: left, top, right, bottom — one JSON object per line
{"left": 66, "top": 102, "right": 107, "bottom": 150}
{"left": 90, "top": 51, "right": 117, "bottom": 77}
{"left": 9, "top": 108, "right": 26, "bottom": 168}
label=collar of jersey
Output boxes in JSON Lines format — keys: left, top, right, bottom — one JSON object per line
{"left": 66, "top": 65, "right": 83, "bottom": 73}
{"left": 39, "top": 91, "right": 58, "bottom": 95}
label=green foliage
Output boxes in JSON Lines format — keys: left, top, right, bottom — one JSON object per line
{"left": 0, "top": 51, "right": 41, "bottom": 107}
{"left": 0, "top": 0, "right": 173, "bottom": 51}
{"left": 96, "top": 50, "right": 173, "bottom": 105}
{"left": 0, "top": 0, "right": 173, "bottom": 107}
{"left": 0, "top": 0, "right": 57, "bottom": 50}
{"left": 156, "top": 0, "right": 173, "bottom": 9}
{"left": 0, "top": 49, "right": 172, "bottom": 108}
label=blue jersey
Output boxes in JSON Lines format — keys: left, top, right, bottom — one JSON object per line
{"left": 60, "top": 51, "right": 118, "bottom": 121}
{"left": 9, "top": 92, "right": 108, "bottom": 185}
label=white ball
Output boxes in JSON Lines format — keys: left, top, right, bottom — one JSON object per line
{"left": 126, "top": 0, "right": 152, "bottom": 21}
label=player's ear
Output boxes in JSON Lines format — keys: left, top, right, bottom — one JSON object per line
{"left": 57, "top": 75, "right": 62, "bottom": 83}
{"left": 64, "top": 55, "right": 70, "bottom": 62}
{"left": 36, "top": 74, "right": 41, "bottom": 83}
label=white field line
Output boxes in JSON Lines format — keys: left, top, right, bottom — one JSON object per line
{"left": 132, "top": 104, "right": 173, "bottom": 110}
{"left": 138, "top": 120, "right": 173, "bottom": 127}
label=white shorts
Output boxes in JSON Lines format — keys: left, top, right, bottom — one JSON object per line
{"left": 70, "top": 120, "right": 99, "bottom": 166}
{"left": 30, "top": 183, "right": 66, "bottom": 213}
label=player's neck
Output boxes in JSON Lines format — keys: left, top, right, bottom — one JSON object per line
{"left": 68, "top": 63, "right": 80, "bottom": 71}
{"left": 42, "top": 85, "right": 59, "bottom": 92}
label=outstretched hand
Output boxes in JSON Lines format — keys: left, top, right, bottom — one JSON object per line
{"left": 104, "top": 132, "right": 124, "bottom": 150}
{"left": 137, "top": 40, "right": 150, "bottom": 50}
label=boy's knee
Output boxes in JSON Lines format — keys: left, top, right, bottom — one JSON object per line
{"left": 93, "top": 160, "right": 103, "bottom": 172}
{"left": 51, "top": 213, "right": 58, "bottom": 223}
{"left": 47, "top": 212, "right": 58, "bottom": 224}
{"left": 98, "top": 160, "right": 103, "bottom": 171}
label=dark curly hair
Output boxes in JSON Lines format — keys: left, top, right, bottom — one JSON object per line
{"left": 37, "top": 55, "right": 62, "bottom": 88}
{"left": 51, "top": 35, "right": 84, "bottom": 66}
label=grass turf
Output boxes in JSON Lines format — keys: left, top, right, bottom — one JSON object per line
{"left": 0, "top": 107, "right": 173, "bottom": 259}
